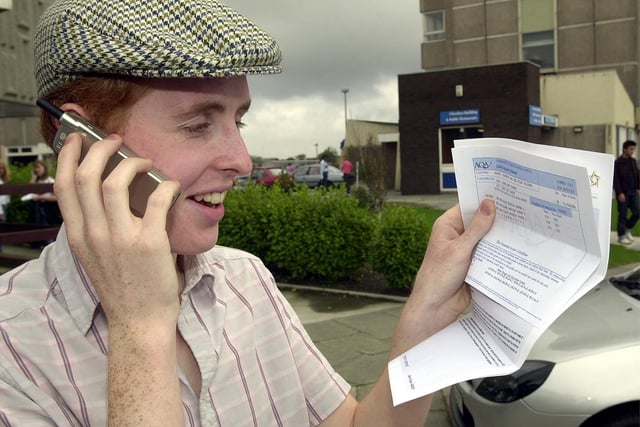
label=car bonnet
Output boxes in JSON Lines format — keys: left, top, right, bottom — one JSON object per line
{"left": 527, "top": 279, "right": 640, "bottom": 363}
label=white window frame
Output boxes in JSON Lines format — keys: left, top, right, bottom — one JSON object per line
{"left": 522, "top": 30, "right": 555, "bottom": 72}
{"left": 424, "top": 10, "right": 445, "bottom": 42}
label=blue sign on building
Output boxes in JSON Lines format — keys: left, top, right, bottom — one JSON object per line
{"left": 543, "top": 115, "right": 558, "bottom": 127}
{"left": 439, "top": 109, "right": 480, "bottom": 125}
{"left": 529, "top": 105, "right": 543, "bottom": 126}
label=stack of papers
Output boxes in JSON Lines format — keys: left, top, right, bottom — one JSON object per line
{"left": 388, "top": 138, "right": 614, "bottom": 406}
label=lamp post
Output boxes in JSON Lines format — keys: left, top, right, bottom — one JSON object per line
{"left": 341, "top": 88, "right": 349, "bottom": 147}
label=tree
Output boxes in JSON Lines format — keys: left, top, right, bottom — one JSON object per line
{"left": 318, "top": 146, "right": 339, "bottom": 166}
{"left": 250, "top": 155, "right": 263, "bottom": 166}
{"left": 345, "top": 139, "right": 387, "bottom": 212}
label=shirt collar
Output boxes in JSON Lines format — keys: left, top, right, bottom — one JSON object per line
{"left": 52, "top": 227, "right": 217, "bottom": 334}
{"left": 51, "top": 226, "right": 101, "bottom": 335}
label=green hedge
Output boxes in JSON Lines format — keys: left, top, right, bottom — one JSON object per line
{"left": 369, "top": 206, "right": 430, "bottom": 289}
{"left": 218, "top": 184, "right": 430, "bottom": 289}
{"left": 5, "top": 162, "right": 51, "bottom": 223}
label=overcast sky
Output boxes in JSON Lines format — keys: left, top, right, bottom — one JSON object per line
{"left": 223, "top": 0, "right": 424, "bottom": 159}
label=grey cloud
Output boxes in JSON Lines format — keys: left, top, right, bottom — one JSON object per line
{"left": 227, "top": 0, "right": 422, "bottom": 100}
{"left": 223, "top": 0, "right": 423, "bottom": 157}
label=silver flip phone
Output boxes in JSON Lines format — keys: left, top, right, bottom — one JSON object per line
{"left": 36, "top": 99, "right": 179, "bottom": 217}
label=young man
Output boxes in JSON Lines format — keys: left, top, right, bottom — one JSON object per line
{"left": 0, "top": 1, "right": 496, "bottom": 425}
{"left": 613, "top": 140, "right": 640, "bottom": 245}
{"left": 320, "top": 156, "right": 329, "bottom": 187}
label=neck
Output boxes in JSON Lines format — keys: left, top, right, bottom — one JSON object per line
{"left": 175, "top": 254, "right": 186, "bottom": 294}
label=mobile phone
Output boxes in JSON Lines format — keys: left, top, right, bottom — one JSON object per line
{"left": 36, "top": 99, "right": 179, "bottom": 217}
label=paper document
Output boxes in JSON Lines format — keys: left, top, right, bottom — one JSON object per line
{"left": 388, "top": 138, "right": 614, "bottom": 406}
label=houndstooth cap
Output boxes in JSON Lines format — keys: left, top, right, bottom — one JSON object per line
{"left": 34, "top": 0, "right": 282, "bottom": 97}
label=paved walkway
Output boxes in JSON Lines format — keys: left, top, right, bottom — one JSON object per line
{"left": 280, "top": 286, "right": 453, "bottom": 427}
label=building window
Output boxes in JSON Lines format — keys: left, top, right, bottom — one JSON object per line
{"left": 522, "top": 30, "right": 555, "bottom": 71}
{"left": 424, "top": 11, "right": 444, "bottom": 42}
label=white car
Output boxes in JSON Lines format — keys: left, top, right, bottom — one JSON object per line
{"left": 450, "top": 265, "right": 640, "bottom": 427}
{"left": 293, "top": 164, "right": 344, "bottom": 188}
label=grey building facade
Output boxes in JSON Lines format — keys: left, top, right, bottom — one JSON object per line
{"left": 400, "top": 0, "right": 639, "bottom": 194}
{"left": 0, "top": 0, "right": 55, "bottom": 164}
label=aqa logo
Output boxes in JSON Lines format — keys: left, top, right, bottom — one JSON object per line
{"left": 474, "top": 160, "right": 493, "bottom": 169}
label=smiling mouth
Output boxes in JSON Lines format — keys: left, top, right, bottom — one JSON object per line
{"left": 192, "top": 191, "right": 227, "bottom": 207}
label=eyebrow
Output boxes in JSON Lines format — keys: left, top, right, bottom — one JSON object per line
{"left": 170, "top": 99, "right": 252, "bottom": 121}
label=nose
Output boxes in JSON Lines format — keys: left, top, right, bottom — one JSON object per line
{"left": 218, "top": 125, "right": 252, "bottom": 176}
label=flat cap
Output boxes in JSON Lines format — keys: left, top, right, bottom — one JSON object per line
{"left": 34, "top": 0, "right": 282, "bottom": 97}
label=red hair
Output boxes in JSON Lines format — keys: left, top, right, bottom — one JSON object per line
{"left": 39, "top": 76, "right": 150, "bottom": 147}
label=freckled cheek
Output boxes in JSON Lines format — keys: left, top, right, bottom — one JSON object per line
{"left": 158, "top": 159, "right": 201, "bottom": 189}
{"left": 124, "top": 139, "right": 195, "bottom": 185}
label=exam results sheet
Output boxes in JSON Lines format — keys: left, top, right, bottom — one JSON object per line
{"left": 388, "top": 138, "right": 614, "bottom": 406}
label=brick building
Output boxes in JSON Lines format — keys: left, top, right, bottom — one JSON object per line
{"left": 399, "top": 0, "right": 639, "bottom": 194}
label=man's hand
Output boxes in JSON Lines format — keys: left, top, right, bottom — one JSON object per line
{"left": 55, "top": 133, "right": 181, "bottom": 323}
{"left": 54, "top": 132, "right": 184, "bottom": 427}
{"left": 322, "top": 200, "right": 496, "bottom": 427}
{"left": 399, "top": 199, "right": 496, "bottom": 346}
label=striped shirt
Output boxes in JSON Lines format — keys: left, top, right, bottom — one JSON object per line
{"left": 0, "top": 227, "right": 350, "bottom": 426}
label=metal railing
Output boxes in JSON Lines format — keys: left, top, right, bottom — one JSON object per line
{"left": 0, "top": 183, "right": 60, "bottom": 266}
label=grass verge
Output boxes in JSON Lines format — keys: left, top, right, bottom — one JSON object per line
{"left": 413, "top": 206, "right": 638, "bottom": 270}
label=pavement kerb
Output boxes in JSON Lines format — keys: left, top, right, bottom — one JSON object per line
{"left": 277, "top": 282, "right": 409, "bottom": 303}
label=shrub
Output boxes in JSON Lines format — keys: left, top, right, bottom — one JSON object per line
{"left": 219, "top": 186, "right": 434, "bottom": 290}
{"left": 5, "top": 162, "right": 46, "bottom": 223}
{"left": 369, "top": 205, "right": 431, "bottom": 290}
{"left": 274, "top": 173, "right": 295, "bottom": 191}
{"left": 218, "top": 185, "right": 279, "bottom": 260}
{"left": 219, "top": 185, "right": 375, "bottom": 282}
{"left": 351, "top": 185, "right": 377, "bottom": 211}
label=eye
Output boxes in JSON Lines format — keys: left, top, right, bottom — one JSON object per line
{"left": 183, "top": 122, "right": 211, "bottom": 134}
{"left": 236, "top": 121, "right": 247, "bottom": 130}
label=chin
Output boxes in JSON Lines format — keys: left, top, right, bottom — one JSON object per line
{"left": 169, "top": 227, "right": 219, "bottom": 255}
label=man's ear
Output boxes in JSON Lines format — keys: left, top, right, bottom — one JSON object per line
{"left": 59, "top": 103, "right": 89, "bottom": 119}
{"left": 50, "top": 103, "right": 90, "bottom": 130}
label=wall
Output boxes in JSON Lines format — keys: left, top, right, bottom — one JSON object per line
{"left": 420, "top": 0, "right": 639, "bottom": 110}
{"left": 541, "top": 125, "right": 607, "bottom": 152}
{"left": 540, "top": 70, "right": 635, "bottom": 154}
{"left": 398, "top": 62, "right": 541, "bottom": 194}
{"left": 0, "top": 0, "right": 53, "bottom": 153}
{"left": 345, "top": 120, "right": 398, "bottom": 147}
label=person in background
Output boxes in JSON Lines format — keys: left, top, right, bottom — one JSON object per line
{"left": 29, "top": 159, "right": 55, "bottom": 189}
{"left": 0, "top": 160, "right": 10, "bottom": 223}
{"left": 0, "top": 161, "right": 10, "bottom": 252}
{"left": 320, "top": 155, "right": 329, "bottom": 187}
{"left": 28, "top": 159, "right": 60, "bottom": 226}
{"left": 613, "top": 140, "right": 640, "bottom": 245}
{"left": 340, "top": 156, "right": 354, "bottom": 194}
{"left": 0, "top": 1, "right": 496, "bottom": 425}
{"left": 285, "top": 162, "right": 295, "bottom": 174}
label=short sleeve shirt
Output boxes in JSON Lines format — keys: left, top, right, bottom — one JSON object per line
{"left": 0, "top": 227, "right": 350, "bottom": 426}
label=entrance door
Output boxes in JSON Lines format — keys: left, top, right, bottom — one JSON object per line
{"left": 439, "top": 126, "right": 484, "bottom": 191}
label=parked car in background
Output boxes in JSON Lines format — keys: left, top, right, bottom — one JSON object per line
{"left": 234, "top": 174, "right": 249, "bottom": 189}
{"left": 450, "top": 265, "right": 640, "bottom": 427}
{"left": 293, "top": 164, "right": 344, "bottom": 188}
{"left": 235, "top": 166, "right": 282, "bottom": 189}
{"left": 250, "top": 166, "right": 282, "bottom": 187}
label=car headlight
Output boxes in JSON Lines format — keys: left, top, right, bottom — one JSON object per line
{"left": 474, "top": 360, "right": 555, "bottom": 403}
